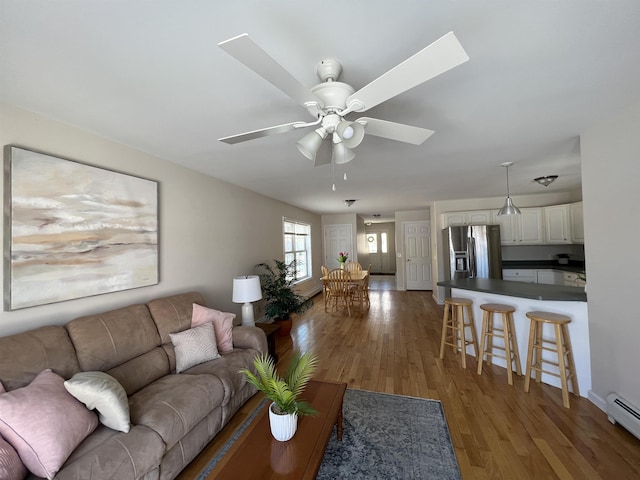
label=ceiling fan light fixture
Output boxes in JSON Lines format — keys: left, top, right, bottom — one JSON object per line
{"left": 296, "top": 127, "right": 327, "bottom": 160}
{"left": 534, "top": 175, "right": 558, "bottom": 187}
{"left": 332, "top": 142, "right": 355, "bottom": 165}
{"left": 336, "top": 120, "right": 365, "bottom": 148}
{"left": 497, "top": 162, "right": 521, "bottom": 216}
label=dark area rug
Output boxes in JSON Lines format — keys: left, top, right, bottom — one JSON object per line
{"left": 316, "top": 389, "right": 461, "bottom": 479}
{"left": 197, "top": 389, "right": 461, "bottom": 479}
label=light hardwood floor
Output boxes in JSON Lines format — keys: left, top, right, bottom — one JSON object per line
{"left": 179, "top": 289, "right": 640, "bottom": 480}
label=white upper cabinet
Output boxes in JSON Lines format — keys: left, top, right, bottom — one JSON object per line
{"left": 492, "top": 207, "right": 544, "bottom": 245}
{"left": 442, "top": 202, "right": 582, "bottom": 246}
{"left": 544, "top": 204, "right": 571, "bottom": 244}
{"left": 570, "top": 202, "right": 585, "bottom": 244}
{"left": 492, "top": 212, "right": 518, "bottom": 244}
{"left": 442, "top": 210, "right": 493, "bottom": 227}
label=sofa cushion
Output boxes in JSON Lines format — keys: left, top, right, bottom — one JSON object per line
{"left": 55, "top": 425, "right": 164, "bottom": 480}
{"left": 0, "top": 370, "right": 98, "bottom": 479}
{"left": 170, "top": 323, "right": 221, "bottom": 373}
{"left": 191, "top": 303, "right": 235, "bottom": 353}
{"left": 106, "top": 347, "right": 171, "bottom": 396}
{"left": 129, "top": 373, "right": 225, "bottom": 450}
{"left": 0, "top": 326, "right": 80, "bottom": 391}
{"left": 147, "top": 291, "right": 206, "bottom": 344}
{"left": 180, "top": 349, "right": 259, "bottom": 406}
{"left": 66, "top": 304, "right": 162, "bottom": 372}
{"left": 64, "top": 372, "right": 131, "bottom": 433}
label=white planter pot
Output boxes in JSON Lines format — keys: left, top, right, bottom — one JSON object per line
{"left": 268, "top": 403, "right": 298, "bottom": 441}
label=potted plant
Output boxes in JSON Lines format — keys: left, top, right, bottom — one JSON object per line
{"left": 240, "top": 351, "right": 318, "bottom": 441}
{"left": 255, "top": 260, "right": 313, "bottom": 335}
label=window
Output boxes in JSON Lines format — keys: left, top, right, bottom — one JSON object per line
{"left": 367, "top": 232, "right": 388, "bottom": 254}
{"left": 283, "top": 218, "right": 311, "bottom": 281}
{"left": 367, "top": 234, "right": 378, "bottom": 253}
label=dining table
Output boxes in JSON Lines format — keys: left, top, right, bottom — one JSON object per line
{"left": 321, "top": 270, "right": 369, "bottom": 309}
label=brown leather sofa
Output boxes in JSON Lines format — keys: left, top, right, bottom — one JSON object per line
{"left": 0, "top": 291, "right": 267, "bottom": 480}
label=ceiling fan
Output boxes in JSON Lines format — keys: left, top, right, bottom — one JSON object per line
{"left": 218, "top": 32, "right": 469, "bottom": 166}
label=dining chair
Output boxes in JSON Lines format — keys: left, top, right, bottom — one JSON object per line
{"left": 325, "top": 268, "right": 353, "bottom": 317}
{"left": 352, "top": 264, "right": 371, "bottom": 309}
{"left": 345, "top": 261, "right": 363, "bottom": 273}
{"left": 321, "top": 265, "right": 330, "bottom": 310}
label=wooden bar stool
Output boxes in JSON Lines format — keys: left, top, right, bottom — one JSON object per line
{"left": 439, "top": 297, "right": 478, "bottom": 369}
{"left": 524, "top": 311, "right": 579, "bottom": 408}
{"left": 476, "top": 303, "right": 522, "bottom": 385}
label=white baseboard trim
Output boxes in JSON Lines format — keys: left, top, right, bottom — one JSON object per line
{"left": 588, "top": 390, "right": 606, "bottom": 411}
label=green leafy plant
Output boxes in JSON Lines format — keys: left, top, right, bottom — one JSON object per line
{"left": 240, "top": 351, "right": 318, "bottom": 416}
{"left": 255, "top": 259, "right": 313, "bottom": 320}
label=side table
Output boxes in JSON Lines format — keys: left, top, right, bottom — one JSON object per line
{"left": 255, "top": 323, "right": 281, "bottom": 363}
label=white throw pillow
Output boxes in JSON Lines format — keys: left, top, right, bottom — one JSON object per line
{"left": 169, "top": 322, "right": 221, "bottom": 373}
{"left": 64, "top": 372, "right": 131, "bottom": 433}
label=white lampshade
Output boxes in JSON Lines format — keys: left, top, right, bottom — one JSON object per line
{"left": 232, "top": 276, "right": 262, "bottom": 303}
{"left": 296, "top": 127, "right": 327, "bottom": 161}
{"left": 332, "top": 142, "right": 355, "bottom": 165}
{"left": 335, "top": 120, "right": 365, "bottom": 148}
{"left": 232, "top": 276, "right": 263, "bottom": 327}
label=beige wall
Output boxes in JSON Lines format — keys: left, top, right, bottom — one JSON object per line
{"left": 0, "top": 104, "right": 322, "bottom": 336}
{"left": 581, "top": 98, "right": 640, "bottom": 408}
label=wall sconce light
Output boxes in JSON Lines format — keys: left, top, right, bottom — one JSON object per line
{"left": 344, "top": 199, "right": 356, "bottom": 207}
{"left": 534, "top": 175, "right": 558, "bottom": 187}
{"left": 232, "top": 275, "right": 262, "bottom": 327}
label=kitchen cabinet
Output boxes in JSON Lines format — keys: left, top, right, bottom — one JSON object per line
{"left": 493, "top": 207, "right": 544, "bottom": 245}
{"left": 570, "top": 202, "right": 584, "bottom": 243}
{"left": 544, "top": 205, "right": 571, "bottom": 244}
{"left": 502, "top": 269, "right": 537, "bottom": 283}
{"left": 537, "top": 269, "right": 565, "bottom": 285}
{"left": 442, "top": 210, "right": 493, "bottom": 227}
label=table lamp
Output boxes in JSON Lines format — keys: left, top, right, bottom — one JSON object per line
{"left": 232, "top": 275, "right": 262, "bottom": 327}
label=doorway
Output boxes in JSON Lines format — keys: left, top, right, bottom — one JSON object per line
{"left": 403, "top": 221, "right": 432, "bottom": 290}
{"left": 323, "top": 224, "right": 353, "bottom": 269}
{"left": 365, "top": 224, "right": 395, "bottom": 274}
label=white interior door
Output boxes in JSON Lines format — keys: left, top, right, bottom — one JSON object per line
{"left": 404, "top": 221, "right": 432, "bottom": 290}
{"left": 324, "top": 224, "right": 353, "bottom": 269}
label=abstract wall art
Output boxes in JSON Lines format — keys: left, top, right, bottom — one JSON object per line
{"left": 4, "top": 146, "right": 159, "bottom": 310}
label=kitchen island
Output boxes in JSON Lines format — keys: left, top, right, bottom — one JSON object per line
{"left": 437, "top": 278, "right": 590, "bottom": 397}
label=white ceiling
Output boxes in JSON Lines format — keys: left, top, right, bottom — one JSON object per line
{"left": 2, "top": 1, "right": 640, "bottom": 223}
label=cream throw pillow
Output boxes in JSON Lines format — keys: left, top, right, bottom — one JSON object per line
{"left": 170, "top": 322, "right": 221, "bottom": 373}
{"left": 64, "top": 372, "right": 131, "bottom": 433}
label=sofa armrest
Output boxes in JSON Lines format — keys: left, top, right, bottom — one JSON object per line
{"left": 232, "top": 326, "right": 267, "bottom": 354}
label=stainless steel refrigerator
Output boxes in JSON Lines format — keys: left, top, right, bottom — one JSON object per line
{"left": 443, "top": 225, "right": 503, "bottom": 281}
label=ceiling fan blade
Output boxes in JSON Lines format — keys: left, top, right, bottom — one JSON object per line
{"left": 356, "top": 117, "right": 434, "bottom": 145}
{"left": 219, "top": 33, "right": 324, "bottom": 110}
{"left": 219, "top": 121, "right": 307, "bottom": 144}
{"left": 346, "top": 31, "right": 469, "bottom": 113}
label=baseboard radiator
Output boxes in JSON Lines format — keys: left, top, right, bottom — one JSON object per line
{"left": 606, "top": 393, "right": 640, "bottom": 440}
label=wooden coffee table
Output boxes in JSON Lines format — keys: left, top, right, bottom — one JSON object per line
{"left": 204, "top": 379, "right": 347, "bottom": 479}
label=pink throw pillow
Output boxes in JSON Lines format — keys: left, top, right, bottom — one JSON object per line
{"left": 191, "top": 303, "right": 235, "bottom": 353}
{"left": 0, "top": 382, "right": 5, "bottom": 394}
{"left": 0, "top": 434, "right": 27, "bottom": 480}
{"left": 0, "top": 369, "right": 98, "bottom": 479}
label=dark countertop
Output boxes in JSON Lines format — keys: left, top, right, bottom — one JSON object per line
{"left": 502, "top": 260, "right": 585, "bottom": 274}
{"left": 437, "top": 278, "right": 587, "bottom": 302}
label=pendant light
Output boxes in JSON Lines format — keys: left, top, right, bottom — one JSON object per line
{"left": 497, "top": 162, "right": 521, "bottom": 216}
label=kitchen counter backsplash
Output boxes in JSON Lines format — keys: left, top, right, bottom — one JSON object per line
{"left": 502, "top": 260, "right": 585, "bottom": 274}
